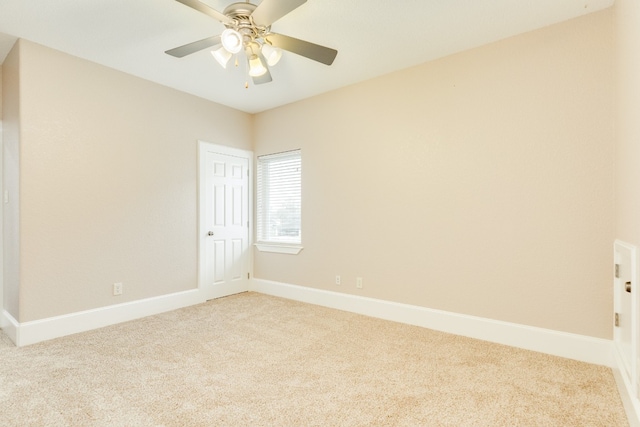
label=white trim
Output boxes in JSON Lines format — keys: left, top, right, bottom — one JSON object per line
{"left": 0, "top": 119, "right": 3, "bottom": 328}
{"left": 613, "top": 347, "right": 640, "bottom": 426}
{"left": 250, "top": 278, "right": 614, "bottom": 367}
{"left": 613, "top": 240, "right": 638, "bottom": 388}
{"left": 613, "top": 239, "right": 640, "bottom": 427}
{"left": 2, "top": 309, "right": 19, "bottom": 344}
{"left": 3, "top": 289, "right": 204, "bottom": 347}
{"left": 255, "top": 243, "right": 303, "bottom": 254}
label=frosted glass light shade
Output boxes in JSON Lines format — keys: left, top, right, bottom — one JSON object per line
{"left": 211, "top": 47, "right": 232, "bottom": 68}
{"left": 248, "top": 54, "right": 267, "bottom": 77}
{"left": 221, "top": 29, "right": 243, "bottom": 54}
{"left": 261, "top": 44, "right": 283, "bottom": 66}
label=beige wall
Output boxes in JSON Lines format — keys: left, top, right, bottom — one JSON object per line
{"left": 254, "top": 11, "right": 615, "bottom": 339}
{"left": 6, "top": 40, "right": 252, "bottom": 322}
{"left": 614, "top": 1, "right": 640, "bottom": 247}
{"left": 2, "top": 42, "right": 20, "bottom": 319}
{"left": 3, "top": 42, "right": 20, "bottom": 319}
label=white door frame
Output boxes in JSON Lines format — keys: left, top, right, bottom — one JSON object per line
{"left": 197, "top": 141, "right": 253, "bottom": 298}
{"left": 614, "top": 240, "right": 639, "bottom": 400}
{"left": 0, "top": 120, "right": 4, "bottom": 327}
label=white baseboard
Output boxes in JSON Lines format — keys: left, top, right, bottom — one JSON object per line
{"left": 0, "top": 309, "right": 9, "bottom": 329}
{"left": 250, "top": 278, "right": 613, "bottom": 367}
{"left": 612, "top": 349, "right": 640, "bottom": 427}
{"left": 2, "top": 289, "right": 204, "bottom": 347}
{"left": 2, "top": 310, "right": 19, "bottom": 344}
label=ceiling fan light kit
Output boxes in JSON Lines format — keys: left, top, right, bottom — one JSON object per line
{"left": 211, "top": 46, "right": 232, "bottom": 68}
{"left": 166, "top": 0, "right": 338, "bottom": 87}
{"left": 248, "top": 54, "right": 268, "bottom": 77}
{"left": 220, "top": 28, "right": 243, "bottom": 53}
{"left": 261, "top": 43, "right": 283, "bottom": 66}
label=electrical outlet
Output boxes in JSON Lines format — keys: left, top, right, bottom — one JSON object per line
{"left": 356, "top": 277, "right": 363, "bottom": 289}
{"left": 335, "top": 275, "right": 341, "bottom": 285}
{"left": 113, "top": 282, "right": 123, "bottom": 296}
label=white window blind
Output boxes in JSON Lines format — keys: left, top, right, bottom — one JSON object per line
{"left": 257, "top": 150, "right": 301, "bottom": 244}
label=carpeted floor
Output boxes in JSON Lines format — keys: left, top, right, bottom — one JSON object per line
{"left": 0, "top": 292, "right": 629, "bottom": 426}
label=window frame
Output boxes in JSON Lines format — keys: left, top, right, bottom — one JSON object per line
{"left": 255, "top": 149, "right": 303, "bottom": 255}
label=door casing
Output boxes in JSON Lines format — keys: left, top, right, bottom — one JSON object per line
{"left": 614, "top": 240, "right": 639, "bottom": 398}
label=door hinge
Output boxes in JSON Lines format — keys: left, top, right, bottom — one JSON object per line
{"left": 247, "top": 272, "right": 250, "bottom": 279}
{"left": 615, "top": 264, "right": 620, "bottom": 278}
{"left": 615, "top": 312, "right": 620, "bottom": 327}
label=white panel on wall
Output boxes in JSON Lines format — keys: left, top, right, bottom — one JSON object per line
{"left": 613, "top": 240, "right": 640, "bottom": 423}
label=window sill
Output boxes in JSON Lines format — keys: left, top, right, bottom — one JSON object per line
{"left": 255, "top": 243, "right": 304, "bottom": 255}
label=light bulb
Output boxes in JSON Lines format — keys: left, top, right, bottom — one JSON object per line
{"left": 211, "top": 46, "right": 232, "bottom": 68}
{"left": 221, "top": 29, "right": 243, "bottom": 54}
{"left": 261, "top": 44, "right": 283, "bottom": 66}
{"left": 248, "top": 54, "right": 267, "bottom": 77}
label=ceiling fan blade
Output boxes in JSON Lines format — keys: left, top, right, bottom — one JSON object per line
{"left": 174, "top": 0, "right": 232, "bottom": 25}
{"left": 165, "top": 35, "right": 221, "bottom": 58}
{"left": 266, "top": 33, "right": 337, "bottom": 66}
{"left": 251, "top": 0, "right": 307, "bottom": 27}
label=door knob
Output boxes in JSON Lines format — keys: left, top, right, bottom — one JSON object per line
{"left": 208, "top": 231, "right": 214, "bottom": 236}
{"left": 626, "top": 281, "right": 632, "bottom": 293}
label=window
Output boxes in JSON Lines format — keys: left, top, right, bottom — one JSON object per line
{"left": 256, "top": 150, "right": 302, "bottom": 253}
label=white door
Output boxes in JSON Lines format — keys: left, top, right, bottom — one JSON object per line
{"left": 614, "top": 240, "right": 637, "bottom": 396}
{"left": 200, "top": 143, "right": 251, "bottom": 300}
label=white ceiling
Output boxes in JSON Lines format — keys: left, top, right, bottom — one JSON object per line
{"left": 0, "top": 0, "right": 614, "bottom": 114}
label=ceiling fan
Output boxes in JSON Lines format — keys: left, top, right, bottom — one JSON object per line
{"left": 165, "top": 0, "right": 338, "bottom": 86}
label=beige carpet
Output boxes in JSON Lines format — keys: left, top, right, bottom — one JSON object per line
{"left": 0, "top": 292, "right": 629, "bottom": 426}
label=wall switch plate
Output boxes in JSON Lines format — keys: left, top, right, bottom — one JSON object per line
{"left": 113, "top": 282, "right": 123, "bottom": 296}
{"left": 356, "top": 277, "right": 363, "bottom": 289}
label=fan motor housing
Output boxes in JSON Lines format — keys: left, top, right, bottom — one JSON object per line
{"left": 223, "top": 2, "right": 257, "bottom": 18}
{"left": 222, "top": 2, "right": 270, "bottom": 43}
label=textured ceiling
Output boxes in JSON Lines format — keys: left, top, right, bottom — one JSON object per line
{"left": 0, "top": 0, "right": 614, "bottom": 113}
